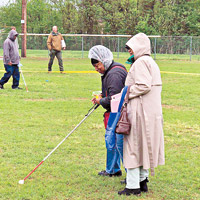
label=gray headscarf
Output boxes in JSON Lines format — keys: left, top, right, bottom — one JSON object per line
{"left": 88, "top": 45, "right": 113, "bottom": 71}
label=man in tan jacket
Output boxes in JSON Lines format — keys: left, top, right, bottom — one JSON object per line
{"left": 47, "top": 26, "right": 66, "bottom": 73}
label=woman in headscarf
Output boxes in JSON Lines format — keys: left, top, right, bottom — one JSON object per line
{"left": 118, "top": 33, "right": 165, "bottom": 196}
{"left": 89, "top": 45, "right": 127, "bottom": 177}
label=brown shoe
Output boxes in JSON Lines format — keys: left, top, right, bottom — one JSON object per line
{"left": 60, "top": 71, "right": 65, "bottom": 74}
{"left": 48, "top": 71, "right": 52, "bottom": 73}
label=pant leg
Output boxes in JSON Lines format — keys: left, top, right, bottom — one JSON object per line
{"left": 12, "top": 65, "right": 20, "bottom": 89}
{"left": 126, "top": 168, "right": 140, "bottom": 189}
{"left": 48, "top": 50, "right": 56, "bottom": 71}
{"left": 106, "top": 133, "right": 125, "bottom": 174}
{"left": 116, "top": 133, "right": 124, "bottom": 163}
{"left": 0, "top": 64, "right": 13, "bottom": 85}
{"left": 140, "top": 167, "right": 149, "bottom": 182}
{"left": 106, "top": 147, "right": 121, "bottom": 174}
{"left": 104, "top": 112, "right": 121, "bottom": 174}
{"left": 55, "top": 51, "right": 64, "bottom": 71}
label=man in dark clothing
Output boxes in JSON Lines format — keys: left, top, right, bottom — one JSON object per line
{"left": 0, "top": 29, "right": 21, "bottom": 89}
{"left": 89, "top": 45, "right": 127, "bottom": 177}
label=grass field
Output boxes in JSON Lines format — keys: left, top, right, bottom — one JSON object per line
{"left": 0, "top": 50, "right": 200, "bottom": 200}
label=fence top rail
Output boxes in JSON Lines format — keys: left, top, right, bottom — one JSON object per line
{"left": 1, "top": 33, "right": 200, "bottom": 38}
{"left": 14, "top": 34, "right": 200, "bottom": 38}
{"left": 16, "top": 33, "right": 162, "bottom": 37}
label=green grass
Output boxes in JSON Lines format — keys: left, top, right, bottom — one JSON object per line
{"left": 0, "top": 50, "right": 200, "bottom": 199}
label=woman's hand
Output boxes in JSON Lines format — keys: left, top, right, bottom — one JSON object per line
{"left": 91, "top": 95, "right": 102, "bottom": 105}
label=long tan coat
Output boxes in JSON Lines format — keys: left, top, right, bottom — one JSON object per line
{"left": 124, "top": 33, "right": 165, "bottom": 175}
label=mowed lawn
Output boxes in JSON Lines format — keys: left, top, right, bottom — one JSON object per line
{"left": 0, "top": 50, "right": 200, "bottom": 200}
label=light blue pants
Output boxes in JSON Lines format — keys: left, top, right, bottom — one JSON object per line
{"left": 126, "top": 167, "right": 149, "bottom": 189}
{"left": 106, "top": 133, "right": 124, "bottom": 174}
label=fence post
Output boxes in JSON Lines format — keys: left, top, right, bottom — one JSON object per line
{"left": 117, "top": 37, "right": 119, "bottom": 58}
{"left": 154, "top": 37, "right": 157, "bottom": 60}
{"left": 190, "top": 36, "right": 192, "bottom": 61}
{"left": 82, "top": 36, "right": 84, "bottom": 58}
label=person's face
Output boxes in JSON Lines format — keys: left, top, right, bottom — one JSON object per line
{"left": 126, "top": 45, "right": 134, "bottom": 55}
{"left": 93, "top": 62, "right": 105, "bottom": 74}
{"left": 128, "top": 48, "right": 134, "bottom": 56}
{"left": 53, "top": 26, "right": 58, "bottom": 33}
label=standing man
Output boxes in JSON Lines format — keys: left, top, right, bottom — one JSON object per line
{"left": 0, "top": 29, "right": 21, "bottom": 89}
{"left": 47, "top": 26, "right": 66, "bottom": 73}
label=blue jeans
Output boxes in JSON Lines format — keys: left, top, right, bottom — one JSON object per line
{"left": 106, "top": 133, "right": 124, "bottom": 174}
{"left": 0, "top": 64, "right": 20, "bottom": 88}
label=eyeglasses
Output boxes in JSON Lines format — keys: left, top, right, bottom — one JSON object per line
{"left": 93, "top": 62, "right": 100, "bottom": 68}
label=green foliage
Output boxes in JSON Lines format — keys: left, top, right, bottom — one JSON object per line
{"left": 0, "top": 0, "right": 200, "bottom": 35}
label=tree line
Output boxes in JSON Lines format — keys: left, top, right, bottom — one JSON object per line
{"left": 0, "top": 0, "right": 200, "bottom": 36}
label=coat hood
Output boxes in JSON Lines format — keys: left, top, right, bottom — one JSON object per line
{"left": 8, "top": 30, "right": 18, "bottom": 41}
{"left": 88, "top": 45, "right": 113, "bottom": 71}
{"left": 126, "top": 33, "right": 151, "bottom": 60}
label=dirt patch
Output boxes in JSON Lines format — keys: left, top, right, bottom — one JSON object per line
{"left": 29, "top": 57, "right": 49, "bottom": 60}
{"left": 24, "top": 98, "right": 54, "bottom": 102}
{"left": 73, "top": 97, "right": 88, "bottom": 100}
{"left": 24, "top": 97, "right": 88, "bottom": 102}
{"left": 162, "top": 104, "right": 183, "bottom": 110}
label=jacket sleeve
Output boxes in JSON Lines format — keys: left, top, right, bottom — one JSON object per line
{"left": 128, "top": 59, "right": 152, "bottom": 99}
{"left": 47, "top": 34, "right": 52, "bottom": 50}
{"left": 100, "top": 73, "right": 124, "bottom": 109}
{"left": 3, "top": 40, "right": 11, "bottom": 63}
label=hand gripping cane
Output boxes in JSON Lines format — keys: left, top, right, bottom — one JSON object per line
{"left": 19, "top": 104, "right": 99, "bottom": 184}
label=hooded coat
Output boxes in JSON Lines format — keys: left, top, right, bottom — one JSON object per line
{"left": 124, "top": 33, "right": 165, "bottom": 175}
{"left": 3, "top": 30, "right": 20, "bottom": 65}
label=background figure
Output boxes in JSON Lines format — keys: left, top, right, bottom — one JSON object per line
{"left": 47, "top": 26, "right": 66, "bottom": 73}
{"left": 89, "top": 45, "right": 127, "bottom": 177}
{"left": 0, "top": 30, "right": 21, "bottom": 89}
{"left": 118, "top": 33, "right": 165, "bottom": 196}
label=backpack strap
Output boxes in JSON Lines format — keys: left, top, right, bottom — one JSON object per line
{"left": 111, "top": 66, "right": 127, "bottom": 72}
{"left": 118, "top": 86, "right": 128, "bottom": 112}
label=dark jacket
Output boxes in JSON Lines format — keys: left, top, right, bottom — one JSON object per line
{"left": 3, "top": 30, "right": 20, "bottom": 65}
{"left": 100, "top": 61, "right": 127, "bottom": 112}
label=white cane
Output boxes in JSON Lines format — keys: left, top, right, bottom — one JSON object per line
{"left": 18, "top": 63, "right": 29, "bottom": 92}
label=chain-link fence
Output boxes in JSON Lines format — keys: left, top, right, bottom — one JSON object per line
{"left": 0, "top": 33, "right": 200, "bottom": 61}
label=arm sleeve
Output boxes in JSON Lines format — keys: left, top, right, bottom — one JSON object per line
{"left": 47, "top": 35, "right": 52, "bottom": 50}
{"left": 129, "top": 60, "right": 152, "bottom": 99}
{"left": 3, "top": 41, "right": 11, "bottom": 63}
{"left": 100, "top": 73, "right": 124, "bottom": 109}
